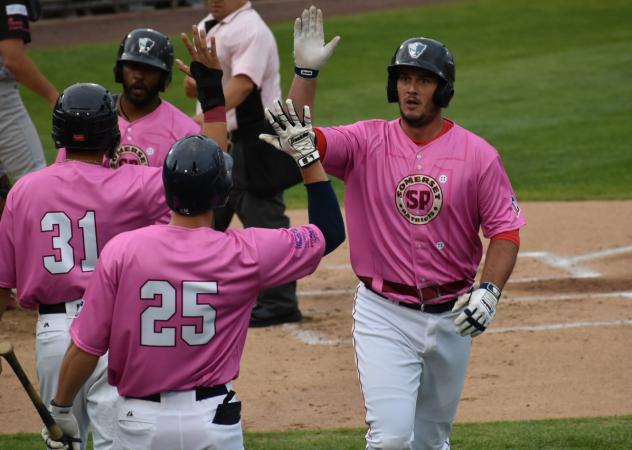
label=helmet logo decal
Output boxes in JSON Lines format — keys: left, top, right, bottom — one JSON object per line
{"left": 395, "top": 174, "right": 443, "bottom": 224}
{"left": 407, "top": 42, "right": 427, "bottom": 59}
{"left": 138, "top": 37, "right": 155, "bottom": 55}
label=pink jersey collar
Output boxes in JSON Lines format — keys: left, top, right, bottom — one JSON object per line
{"left": 403, "top": 118, "right": 455, "bottom": 146}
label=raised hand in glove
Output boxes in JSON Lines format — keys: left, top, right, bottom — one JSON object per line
{"left": 41, "top": 402, "right": 81, "bottom": 450}
{"left": 259, "top": 99, "right": 319, "bottom": 168}
{"left": 452, "top": 282, "right": 501, "bottom": 337}
{"left": 294, "top": 5, "right": 341, "bottom": 79}
{"left": 176, "top": 25, "right": 224, "bottom": 113}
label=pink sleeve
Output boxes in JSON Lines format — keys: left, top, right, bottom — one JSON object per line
{"left": 320, "top": 123, "right": 368, "bottom": 181}
{"left": 141, "top": 167, "right": 170, "bottom": 224}
{"left": 229, "top": 28, "right": 274, "bottom": 87}
{"left": 0, "top": 196, "right": 16, "bottom": 288}
{"left": 253, "top": 225, "right": 325, "bottom": 290}
{"left": 478, "top": 154, "right": 526, "bottom": 238}
{"left": 70, "top": 239, "right": 120, "bottom": 356}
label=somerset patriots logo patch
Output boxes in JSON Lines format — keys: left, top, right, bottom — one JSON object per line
{"left": 395, "top": 174, "right": 443, "bottom": 224}
{"left": 108, "top": 144, "right": 149, "bottom": 168}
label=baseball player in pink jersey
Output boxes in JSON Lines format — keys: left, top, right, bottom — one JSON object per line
{"left": 272, "top": 33, "right": 526, "bottom": 449}
{"left": 0, "top": 27, "right": 229, "bottom": 450}
{"left": 44, "top": 96, "right": 344, "bottom": 448}
{"left": 56, "top": 28, "right": 201, "bottom": 168}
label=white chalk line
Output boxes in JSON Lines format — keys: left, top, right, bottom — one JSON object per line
{"left": 284, "top": 319, "right": 632, "bottom": 346}
{"left": 320, "top": 244, "right": 632, "bottom": 282}
{"left": 288, "top": 291, "right": 632, "bottom": 346}
{"left": 489, "top": 320, "right": 632, "bottom": 334}
{"left": 290, "top": 245, "right": 632, "bottom": 345}
{"left": 504, "top": 291, "right": 632, "bottom": 303}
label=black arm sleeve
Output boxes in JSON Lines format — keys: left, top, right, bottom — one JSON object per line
{"left": 306, "top": 181, "right": 345, "bottom": 255}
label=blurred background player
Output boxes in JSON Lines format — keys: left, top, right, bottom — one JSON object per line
{"left": 43, "top": 97, "right": 344, "bottom": 449}
{"left": 0, "top": 26, "right": 228, "bottom": 450}
{"left": 56, "top": 28, "right": 200, "bottom": 168}
{"left": 269, "top": 31, "right": 525, "bottom": 449}
{"left": 183, "top": 0, "right": 338, "bottom": 327}
{"left": 0, "top": 0, "right": 57, "bottom": 215}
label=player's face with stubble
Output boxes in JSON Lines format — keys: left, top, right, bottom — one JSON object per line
{"left": 396, "top": 67, "right": 440, "bottom": 128}
{"left": 121, "top": 62, "right": 163, "bottom": 107}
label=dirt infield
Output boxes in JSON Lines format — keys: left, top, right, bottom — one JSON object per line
{"left": 1, "top": 201, "right": 632, "bottom": 434}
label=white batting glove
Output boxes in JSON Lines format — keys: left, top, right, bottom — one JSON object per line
{"left": 452, "top": 282, "right": 501, "bottom": 337}
{"left": 259, "top": 99, "right": 320, "bottom": 168}
{"left": 293, "top": 5, "right": 341, "bottom": 79}
{"left": 41, "top": 402, "right": 81, "bottom": 450}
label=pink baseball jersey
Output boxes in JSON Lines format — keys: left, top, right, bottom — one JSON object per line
{"left": 70, "top": 224, "right": 325, "bottom": 396}
{"left": 55, "top": 100, "right": 201, "bottom": 167}
{"left": 0, "top": 161, "right": 169, "bottom": 309}
{"left": 319, "top": 119, "right": 526, "bottom": 304}
{"left": 197, "top": 1, "right": 282, "bottom": 131}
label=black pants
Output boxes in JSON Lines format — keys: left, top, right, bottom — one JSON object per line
{"left": 214, "top": 133, "right": 299, "bottom": 316}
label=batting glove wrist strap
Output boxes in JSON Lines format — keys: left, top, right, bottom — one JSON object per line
{"left": 190, "top": 61, "right": 225, "bottom": 112}
{"left": 479, "top": 282, "right": 502, "bottom": 300}
{"left": 259, "top": 99, "right": 320, "bottom": 168}
{"left": 295, "top": 66, "right": 319, "bottom": 79}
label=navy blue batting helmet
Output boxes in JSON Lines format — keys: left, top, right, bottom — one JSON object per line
{"left": 387, "top": 37, "right": 455, "bottom": 107}
{"left": 51, "top": 83, "right": 120, "bottom": 157}
{"left": 114, "top": 28, "right": 174, "bottom": 91}
{"left": 163, "top": 135, "right": 233, "bottom": 216}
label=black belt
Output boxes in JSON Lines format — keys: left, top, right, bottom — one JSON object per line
{"left": 129, "top": 385, "right": 229, "bottom": 403}
{"left": 38, "top": 303, "right": 67, "bottom": 314}
{"left": 359, "top": 276, "right": 469, "bottom": 303}
{"left": 362, "top": 282, "right": 459, "bottom": 314}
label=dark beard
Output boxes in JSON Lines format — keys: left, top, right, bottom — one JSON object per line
{"left": 399, "top": 105, "right": 439, "bottom": 128}
{"left": 122, "top": 83, "right": 161, "bottom": 108}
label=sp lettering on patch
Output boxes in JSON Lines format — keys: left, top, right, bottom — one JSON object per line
{"left": 395, "top": 174, "right": 443, "bottom": 224}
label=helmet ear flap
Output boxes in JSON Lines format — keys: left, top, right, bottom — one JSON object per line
{"left": 114, "top": 62, "right": 123, "bottom": 84}
{"left": 386, "top": 74, "right": 398, "bottom": 103}
{"left": 433, "top": 81, "right": 454, "bottom": 108}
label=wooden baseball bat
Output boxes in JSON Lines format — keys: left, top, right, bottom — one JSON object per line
{"left": 0, "top": 341, "right": 65, "bottom": 441}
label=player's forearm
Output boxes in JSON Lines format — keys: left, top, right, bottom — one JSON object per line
{"left": 480, "top": 239, "right": 519, "bottom": 290}
{"left": 300, "top": 160, "right": 328, "bottom": 184}
{"left": 0, "top": 288, "right": 11, "bottom": 320}
{"left": 4, "top": 51, "right": 58, "bottom": 108}
{"left": 288, "top": 76, "right": 317, "bottom": 118}
{"left": 53, "top": 341, "right": 100, "bottom": 407}
{"left": 224, "top": 75, "right": 255, "bottom": 111}
{"left": 202, "top": 121, "right": 228, "bottom": 150}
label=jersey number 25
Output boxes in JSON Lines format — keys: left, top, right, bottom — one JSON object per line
{"left": 140, "top": 280, "right": 218, "bottom": 347}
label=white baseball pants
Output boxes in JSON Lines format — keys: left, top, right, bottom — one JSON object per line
{"left": 36, "top": 300, "right": 118, "bottom": 450}
{"left": 113, "top": 386, "right": 243, "bottom": 450}
{"left": 353, "top": 284, "right": 472, "bottom": 450}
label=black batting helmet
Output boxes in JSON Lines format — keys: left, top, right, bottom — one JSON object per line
{"left": 114, "top": 28, "right": 174, "bottom": 91}
{"left": 52, "top": 83, "right": 120, "bottom": 157}
{"left": 163, "top": 135, "right": 233, "bottom": 216}
{"left": 387, "top": 37, "right": 455, "bottom": 108}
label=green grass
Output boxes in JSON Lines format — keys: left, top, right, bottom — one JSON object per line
{"left": 3, "top": 416, "right": 632, "bottom": 449}
{"left": 20, "top": 0, "right": 632, "bottom": 206}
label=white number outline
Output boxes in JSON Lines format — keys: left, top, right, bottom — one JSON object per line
{"left": 140, "top": 280, "right": 218, "bottom": 347}
{"left": 41, "top": 211, "right": 99, "bottom": 275}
